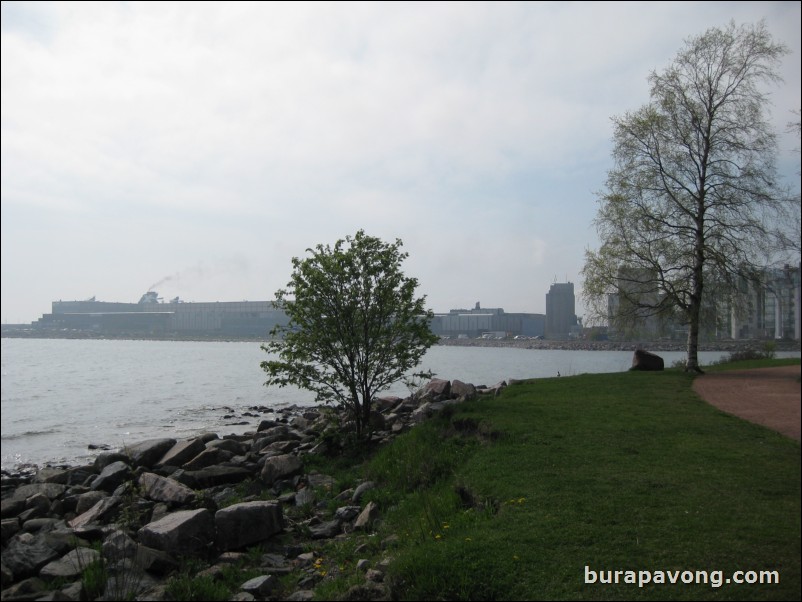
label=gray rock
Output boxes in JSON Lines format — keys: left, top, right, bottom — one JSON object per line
{"left": 423, "top": 378, "right": 451, "bottom": 399}
{"left": 156, "top": 438, "right": 206, "bottom": 468}
{"left": 353, "top": 501, "right": 379, "bottom": 531}
{"left": 11, "top": 483, "right": 67, "bottom": 502}
{"left": 94, "top": 451, "right": 129, "bottom": 472}
{"left": 294, "top": 487, "right": 316, "bottom": 507}
{"left": 334, "top": 506, "right": 361, "bottom": 523}
{"left": 308, "top": 519, "right": 341, "bottom": 539}
{"left": 137, "top": 509, "right": 215, "bottom": 556}
{"left": 261, "top": 454, "right": 303, "bottom": 486}
{"left": 75, "top": 491, "right": 107, "bottom": 516}
{"left": 241, "top": 574, "right": 278, "bottom": 597}
{"left": 39, "top": 547, "right": 100, "bottom": 579}
{"left": 1, "top": 532, "right": 60, "bottom": 578}
{"left": 451, "top": 379, "right": 477, "bottom": 400}
{"left": 68, "top": 496, "right": 121, "bottom": 529}
{"left": 91, "top": 461, "right": 131, "bottom": 494}
{"left": 124, "top": 439, "right": 176, "bottom": 468}
{"left": 102, "top": 529, "right": 138, "bottom": 561}
{"left": 351, "top": 481, "right": 376, "bottom": 504}
{"left": 206, "top": 438, "right": 247, "bottom": 455}
{"left": 172, "top": 466, "right": 252, "bottom": 489}
{"left": 138, "top": 473, "right": 196, "bottom": 506}
{"left": 214, "top": 501, "right": 283, "bottom": 551}
{"left": 182, "top": 448, "right": 231, "bottom": 471}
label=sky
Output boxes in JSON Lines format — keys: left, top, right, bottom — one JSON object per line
{"left": 2, "top": 1, "right": 800, "bottom": 325}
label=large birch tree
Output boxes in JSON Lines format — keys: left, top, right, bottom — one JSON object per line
{"left": 582, "top": 21, "right": 791, "bottom": 372}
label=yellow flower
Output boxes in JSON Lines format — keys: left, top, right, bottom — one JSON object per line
{"left": 435, "top": 534, "right": 442, "bottom": 539}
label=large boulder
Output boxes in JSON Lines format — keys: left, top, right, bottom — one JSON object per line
{"left": 124, "top": 439, "right": 177, "bottom": 468}
{"left": 156, "top": 438, "right": 206, "bottom": 468}
{"left": 631, "top": 349, "right": 665, "bottom": 371}
{"left": 138, "top": 473, "right": 197, "bottom": 506}
{"left": 261, "top": 454, "right": 303, "bottom": 486}
{"left": 137, "top": 509, "right": 215, "bottom": 556}
{"left": 214, "top": 501, "right": 283, "bottom": 551}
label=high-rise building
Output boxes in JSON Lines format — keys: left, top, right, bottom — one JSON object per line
{"left": 545, "top": 282, "right": 577, "bottom": 340}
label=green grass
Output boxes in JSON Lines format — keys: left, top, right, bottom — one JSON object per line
{"left": 311, "top": 358, "right": 800, "bottom": 601}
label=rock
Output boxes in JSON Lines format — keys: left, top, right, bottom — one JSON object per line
{"left": 138, "top": 473, "right": 196, "bottom": 506}
{"left": 39, "top": 547, "right": 100, "bottom": 579}
{"left": 74, "top": 491, "right": 108, "bottom": 516}
{"left": 424, "top": 378, "right": 451, "bottom": 399}
{"left": 172, "top": 466, "right": 252, "bottom": 489}
{"left": 631, "top": 349, "right": 665, "bottom": 371}
{"left": 241, "top": 574, "right": 278, "bottom": 597}
{"left": 1, "top": 532, "right": 60, "bottom": 578}
{"left": 94, "top": 451, "right": 129, "bottom": 472}
{"left": 352, "top": 481, "right": 376, "bottom": 504}
{"left": 90, "top": 461, "right": 131, "bottom": 494}
{"left": 334, "top": 506, "right": 361, "bottom": 522}
{"left": 124, "top": 439, "right": 177, "bottom": 468}
{"left": 451, "top": 380, "right": 477, "bottom": 400}
{"left": 261, "top": 454, "right": 303, "bottom": 486}
{"left": 214, "top": 501, "right": 283, "bottom": 551}
{"left": 183, "top": 448, "right": 232, "bottom": 471}
{"left": 155, "top": 438, "right": 206, "bottom": 468}
{"left": 68, "top": 496, "right": 121, "bottom": 529}
{"left": 294, "top": 487, "right": 316, "bottom": 507}
{"left": 353, "top": 501, "right": 379, "bottom": 531}
{"left": 206, "top": 438, "right": 247, "bottom": 455}
{"left": 137, "top": 509, "right": 215, "bottom": 556}
{"left": 308, "top": 519, "right": 341, "bottom": 539}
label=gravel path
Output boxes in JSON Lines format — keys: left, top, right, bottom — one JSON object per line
{"left": 692, "top": 365, "right": 801, "bottom": 441}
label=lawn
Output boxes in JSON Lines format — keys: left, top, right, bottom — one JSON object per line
{"left": 336, "top": 359, "right": 801, "bottom": 600}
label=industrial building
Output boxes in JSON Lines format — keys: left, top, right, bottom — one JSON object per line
{"left": 31, "top": 293, "right": 288, "bottom": 338}
{"left": 429, "top": 303, "right": 545, "bottom": 339}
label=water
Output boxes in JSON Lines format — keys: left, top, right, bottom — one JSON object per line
{"left": 1, "top": 338, "right": 798, "bottom": 471}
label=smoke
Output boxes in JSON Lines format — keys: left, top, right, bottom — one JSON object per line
{"left": 147, "top": 259, "right": 250, "bottom": 293}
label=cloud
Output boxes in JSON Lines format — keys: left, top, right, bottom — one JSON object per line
{"left": 2, "top": 1, "right": 800, "bottom": 323}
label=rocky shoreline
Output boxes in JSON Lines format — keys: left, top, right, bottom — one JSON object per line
{"left": 1, "top": 377, "right": 499, "bottom": 601}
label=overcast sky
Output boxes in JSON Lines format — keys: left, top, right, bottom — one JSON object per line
{"left": 2, "top": 1, "right": 800, "bottom": 325}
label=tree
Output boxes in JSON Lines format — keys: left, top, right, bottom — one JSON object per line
{"left": 261, "top": 230, "right": 437, "bottom": 438}
{"left": 582, "top": 21, "right": 791, "bottom": 372}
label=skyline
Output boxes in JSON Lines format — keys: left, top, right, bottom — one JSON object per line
{"left": 2, "top": 2, "right": 800, "bottom": 324}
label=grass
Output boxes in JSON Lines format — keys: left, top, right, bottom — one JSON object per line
{"left": 308, "top": 358, "right": 800, "bottom": 601}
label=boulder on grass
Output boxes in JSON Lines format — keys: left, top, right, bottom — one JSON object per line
{"left": 631, "top": 349, "right": 664, "bottom": 371}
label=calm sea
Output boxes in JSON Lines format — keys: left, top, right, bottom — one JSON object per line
{"left": 1, "top": 338, "right": 798, "bottom": 471}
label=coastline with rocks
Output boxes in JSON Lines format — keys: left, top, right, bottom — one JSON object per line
{"left": 0, "top": 377, "right": 498, "bottom": 601}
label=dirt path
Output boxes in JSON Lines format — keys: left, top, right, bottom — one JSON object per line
{"left": 692, "top": 365, "right": 801, "bottom": 441}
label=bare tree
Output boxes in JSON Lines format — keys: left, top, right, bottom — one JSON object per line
{"left": 582, "top": 21, "right": 791, "bottom": 372}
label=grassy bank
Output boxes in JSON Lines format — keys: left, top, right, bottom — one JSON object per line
{"left": 309, "top": 359, "right": 800, "bottom": 600}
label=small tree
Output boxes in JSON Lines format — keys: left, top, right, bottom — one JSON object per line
{"left": 582, "top": 21, "right": 792, "bottom": 372}
{"left": 261, "top": 230, "right": 437, "bottom": 438}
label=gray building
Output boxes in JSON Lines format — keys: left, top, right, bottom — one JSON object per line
{"left": 430, "top": 302, "right": 545, "bottom": 339}
{"left": 545, "top": 282, "right": 577, "bottom": 340}
{"left": 33, "top": 293, "right": 288, "bottom": 338}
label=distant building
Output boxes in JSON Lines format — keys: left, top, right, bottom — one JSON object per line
{"left": 545, "top": 282, "right": 577, "bottom": 340}
{"left": 728, "top": 264, "right": 801, "bottom": 341}
{"left": 604, "top": 263, "right": 801, "bottom": 342}
{"left": 430, "top": 302, "right": 545, "bottom": 339}
{"left": 31, "top": 294, "right": 288, "bottom": 338}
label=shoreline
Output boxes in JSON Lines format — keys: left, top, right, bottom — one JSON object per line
{"left": 3, "top": 331, "right": 800, "bottom": 353}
